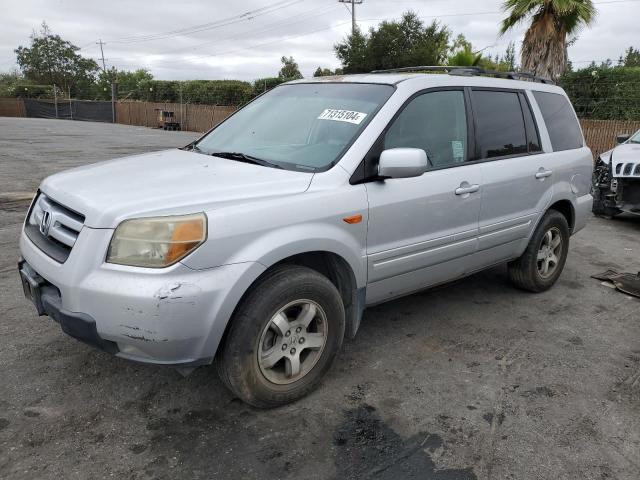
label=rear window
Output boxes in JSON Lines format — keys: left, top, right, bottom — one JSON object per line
{"left": 533, "top": 91, "right": 583, "bottom": 151}
{"left": 472, "top": 90, "right": 528, "bottom": 159}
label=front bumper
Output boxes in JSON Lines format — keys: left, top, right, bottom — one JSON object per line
{"left": 19, "top": 260, "right": 119, "bottom": 355}
{"left": 19, "top": 227, "right": 265, "bottom": 366}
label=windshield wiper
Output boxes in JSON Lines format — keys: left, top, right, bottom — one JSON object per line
{"left": 211, "top": 151, "right": 282, "bottom": 169}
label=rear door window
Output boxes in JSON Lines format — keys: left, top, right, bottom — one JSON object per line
{"left": 472, "top": 90, "right": 528, "bottom": 159}
{"left": 532, "top": 91, "right": 583, "bottom": 151}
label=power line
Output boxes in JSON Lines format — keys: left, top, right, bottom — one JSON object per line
{"left": 160, "top": 3, "right": 339, "bottom": 56}
{"left": 105, "top": 0, "right": 305, "bottom": 44}
{"left": 84, "top": 4, "right": 340, "bottom": 66}
{"left": 114, "top": 19, "right": 354, "bottom": 69}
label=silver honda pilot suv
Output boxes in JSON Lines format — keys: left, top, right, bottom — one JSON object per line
{"left": 19, "top": 71, "right": 593, "bottom": 407}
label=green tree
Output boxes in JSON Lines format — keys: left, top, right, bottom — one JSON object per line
{"left": 447, "top": 36, "right": 482, "bottom": 66}
{"left": 14, "top": 22, "right": 99, "bottom": 96}
{"left": 116, "top": 69, "right": 153, "bottom": 95}
{"left": 0, "top": 71, "right": 26, "bottom": 97}
{"left": 335, "top": 12, "right": 450, "bottom": 73}
{"left": 618, "top": 47, "right": 640, "bottom": 67}
{"left": 313, "top": 66, "right": 340, "bottom": 77}
{"left": 500, "top": 0, "right": 597, "bottom": 81}
{"left": 483, "top": 42, "right": 518, "bottom": 71}
{"left": 334, "top": 27, "right": 369, "bottom": 73}
{"left": 503, "top": 42, "right": 517, "bottom": 70}
{"left": 278, "top": 56, "right": 303, "bottom": 80}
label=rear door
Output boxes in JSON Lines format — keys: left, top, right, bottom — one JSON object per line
{"left": 364, "top": 88, "right": 483, "bottom": 304}
{"left": 468, "top": 88, "right": 553, "bottom": 267}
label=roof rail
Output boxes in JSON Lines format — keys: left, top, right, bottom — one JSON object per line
{"left": 369, "top": 66, "right": 555, "bottom": 85}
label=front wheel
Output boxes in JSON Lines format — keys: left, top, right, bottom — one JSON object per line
{"left": 216, "top": 265, "right": 345, "bottom": 408}
{"left": 508, "top": 210, "right": 570, "bottom": 292}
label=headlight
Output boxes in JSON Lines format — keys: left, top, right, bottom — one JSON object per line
{"left": 106, "top": 213, "right": 207, "bottom": 268}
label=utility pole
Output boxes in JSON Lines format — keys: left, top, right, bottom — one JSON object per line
{"left": 97, "top": 39, "right": 117, "bottom": 123}
{"left": 97, "top": 39, "right": 107, "bottom": 73}
{"left": 338, "top": 0, "right": 363, "bottom": 36}
{"left": 111, "top": 71, "right": 117, "bottom": 124}
{"left": 68, "top": 86, "right": 73, "bottom": 120}
{"left": 53, "top": 84, "right": 58, "bottom": 119}
{"left": 179, "top": 82, "right": 183, "bottom": 127}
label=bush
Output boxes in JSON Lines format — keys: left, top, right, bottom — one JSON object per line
{"left": 252, "top": 77, "right": 285, "bottom": 96}
{"left": 119, "top": 79, "right": 254, "bottom": 105}
{"left": 561, "top": 66, "right": 640, "bottom": 120}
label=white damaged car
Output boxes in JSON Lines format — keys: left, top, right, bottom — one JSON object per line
{"left": 593, "top": 130, "right": 640, "bottom": 217}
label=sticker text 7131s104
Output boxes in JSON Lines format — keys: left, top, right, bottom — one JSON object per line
{"left": 317, "top": 109, "right": 367, "bottom": 125}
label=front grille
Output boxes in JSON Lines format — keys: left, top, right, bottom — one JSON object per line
{"left": 615, "top": 162, "right": 640, "bottom": 177}
{"left": 25, "top": 193, "right": 85, "bottom": 263}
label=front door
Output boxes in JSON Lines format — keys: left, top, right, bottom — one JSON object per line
{"left": 364, "top": 89, "right": 482, "bottom": 304}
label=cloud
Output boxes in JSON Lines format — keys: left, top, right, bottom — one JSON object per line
{"left": 1, "top": 0, "right": 637, "bottom": 80}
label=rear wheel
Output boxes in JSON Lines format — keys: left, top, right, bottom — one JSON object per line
{"left": 508, "top": 210, "right": 570, "bottom": 292}
{"left": 216, "top": 265, "right": 345, "bottom": 408}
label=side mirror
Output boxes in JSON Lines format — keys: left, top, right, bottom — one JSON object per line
{"left": 616, "top": 134, "right": 630, "bottom": 144}
{"left": 378, "top": 148, "right": 428, "bottom": 179}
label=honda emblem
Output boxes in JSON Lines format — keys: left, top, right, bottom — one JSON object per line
{"left": 39, "top": 210, "right": 52, "bottom": 236}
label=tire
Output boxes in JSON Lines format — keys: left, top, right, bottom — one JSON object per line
{"left": 216, "top": 265, "right": 345, "bottom": 408}
{"left": 508, "top": 210, "right": 570, "bottom": 293}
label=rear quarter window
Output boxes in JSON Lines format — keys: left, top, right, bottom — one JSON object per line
{"left": 532, "top": 91, "right": 583, "bottom": 152}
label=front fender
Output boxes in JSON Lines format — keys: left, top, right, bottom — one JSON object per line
{"left": 181, "top": 181, "right": 369, "bottom": 286}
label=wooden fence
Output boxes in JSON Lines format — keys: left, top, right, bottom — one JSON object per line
{"left": 115, "top": 101, "right": 237, "bottom": 133}
{"left": 2, "top": 97, "right": 639, "bottom": 157}
{"left": 0, "top": 98, "right": 26, "bottom": 117}
{"left": 579, "top": 119, "right": 640, "bottom": 158}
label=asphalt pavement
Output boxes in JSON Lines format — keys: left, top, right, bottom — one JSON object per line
{"left": 0, "top": 118, "right": 638, "bottom": 480}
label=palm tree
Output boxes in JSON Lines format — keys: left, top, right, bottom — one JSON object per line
{"left": 500, "top": 0, "right": 596, "bottom": 80}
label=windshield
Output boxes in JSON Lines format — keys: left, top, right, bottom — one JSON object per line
{"left": 194, "top": 83, "right": 394, "bottom": 171}
{"left": 629, "top": 130, "right": 640, "bottom": 144}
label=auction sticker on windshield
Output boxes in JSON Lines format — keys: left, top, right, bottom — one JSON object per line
{"left": 317, "top": 109, "right": 367, "bottom": 125}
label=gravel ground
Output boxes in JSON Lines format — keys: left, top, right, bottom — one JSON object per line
{"left": 0, "top": 118, "right": 639, "bottom": 480}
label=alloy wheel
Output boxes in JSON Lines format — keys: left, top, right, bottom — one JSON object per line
{"left": 257, "top": 299, "right": 328, "bottom": 385}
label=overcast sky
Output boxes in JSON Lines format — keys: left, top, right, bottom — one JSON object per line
{"left": 1, "top": 0, "right": 639, "bottom": 80}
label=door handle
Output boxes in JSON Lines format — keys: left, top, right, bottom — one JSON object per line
{"left": 455, "top": 183, "right": 480, "bottom": 195}
{"left": 535, "top": 168, "right": 553, "bottom": 179}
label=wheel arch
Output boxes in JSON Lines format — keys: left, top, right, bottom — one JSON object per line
{"left": 548, "top": 199, "right": 575, "bottom": 233}
{"left": 270, "top": 251, "right": 363, "bottom": 339}
{"left": 212, "top": 248, "right": 365, "bottom": 361}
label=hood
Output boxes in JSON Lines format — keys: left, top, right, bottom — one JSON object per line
{"left": 40, "top": 149, "right": 314, "bottom": 228}
{"left": 606, "top": 143, "right": 640, "bottom": 178}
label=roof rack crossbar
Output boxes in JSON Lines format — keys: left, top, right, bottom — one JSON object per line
{"left": 369, "top": 66, "right": 554, "bottom": 85}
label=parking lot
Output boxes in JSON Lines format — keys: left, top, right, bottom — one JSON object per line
{"left": 0, "top": 117, "right": 638, "bottom": 479}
